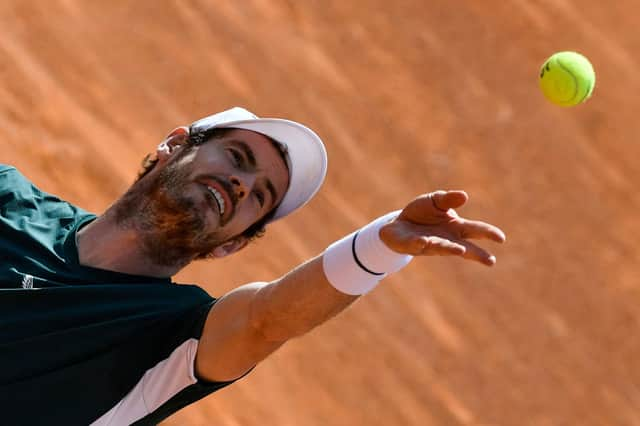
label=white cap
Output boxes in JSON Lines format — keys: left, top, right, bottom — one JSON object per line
{"left": 189, "top": 107, "right": 328, "bottom": 222}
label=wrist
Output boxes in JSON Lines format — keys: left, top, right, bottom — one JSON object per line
{"left": 322, "top": 211, "right": 413, "bottom": 296}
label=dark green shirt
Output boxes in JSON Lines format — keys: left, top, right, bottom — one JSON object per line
{"left": 0, "top": 164, "right": 170, "bottom": 288}
{"left": 0, "top": 164, "right": 235, "bottom": 426}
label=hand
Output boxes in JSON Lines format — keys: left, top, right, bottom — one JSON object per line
{"left": 379, "top": 191, "right": 506, "bottom": 266}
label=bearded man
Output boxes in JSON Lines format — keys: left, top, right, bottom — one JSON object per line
{"left": 0, "top": 107, "right": 505, "bottom": 425}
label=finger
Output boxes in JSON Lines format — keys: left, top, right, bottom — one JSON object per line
{"left": 458, "top": 219, "right": 506, "bottom": 243}
{"left": 414, "top": 236, "right": 466, "bottom": 257}
{"left": 431, "top": 190, "right": 468, "bottom": 212}
{"left": 457, "top": 240, "right": 497, "bottom": 266}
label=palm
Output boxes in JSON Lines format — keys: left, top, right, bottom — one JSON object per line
{"left": 379, "top": 191, "right": 506, "bottom": 266}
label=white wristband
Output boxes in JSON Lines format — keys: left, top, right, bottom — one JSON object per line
{"left": 322, "top": 211, "right": 413, "bottom": 295}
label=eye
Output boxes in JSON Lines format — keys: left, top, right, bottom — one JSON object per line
{"left": 228, "top": 148, "right": 244, "bottom": 168}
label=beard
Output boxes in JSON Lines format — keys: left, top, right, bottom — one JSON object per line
{"left": 114, "top": 151, "right": 224, "bottom": 268}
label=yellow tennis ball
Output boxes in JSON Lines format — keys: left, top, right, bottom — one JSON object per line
{"left": 539, "top": 51, "right": 596, "bottom": 107}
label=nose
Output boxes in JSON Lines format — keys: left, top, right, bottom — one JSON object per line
{"left": 229, "top": 173, "right": 255, "bottom": 201}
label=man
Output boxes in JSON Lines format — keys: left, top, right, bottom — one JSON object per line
{"left": 0, "top": 107, "right": 505, "bottom": 425}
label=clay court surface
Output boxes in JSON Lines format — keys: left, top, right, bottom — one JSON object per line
{"left": 1, "top": 1, "right": 639, "bottom": 425}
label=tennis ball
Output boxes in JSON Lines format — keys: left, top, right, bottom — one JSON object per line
{"left": 539, "top": 51, "right": 595, "bottom": 107}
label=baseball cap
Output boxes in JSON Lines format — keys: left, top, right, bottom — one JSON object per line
{"left": 189, "top": 107, "right": 328, "bottom": 222}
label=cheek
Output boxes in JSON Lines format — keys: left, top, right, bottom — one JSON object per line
{"left": 223, "top": 202, "right": 260, "bottom": 235}
{"left": 189, "top": 146, "right": 228, "bottom": 173}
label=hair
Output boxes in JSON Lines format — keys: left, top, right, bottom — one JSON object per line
{"left": 136, "top": 127, "right": 287, "bottom": 243}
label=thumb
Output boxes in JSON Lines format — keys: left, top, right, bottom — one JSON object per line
{"left": 399, "top": 190, "right": 468, "bottom": 223}
{"left": 430, "top": 190, "right": 468, "bottom": 211}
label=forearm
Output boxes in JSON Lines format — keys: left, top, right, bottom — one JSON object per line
{"left": 250, "top": 212, "right": 412, "bottom": 342}
{"left": 196, "top": 256, "right": 358, "bottom": 381}
{"left": 250, "top": 255, "right": 359, "bottom": 342}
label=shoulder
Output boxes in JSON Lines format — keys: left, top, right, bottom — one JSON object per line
{"left": 0, "top": 164, "right": 19, "bottom": 182}
{"left": 0, "top": 164, "right": 29, "bottom": 197}
{"left": 0, "top": 164, "right": 16, "bottom": 174}
{"left": 0, "top": 164, "right": 93, "bottom": 225}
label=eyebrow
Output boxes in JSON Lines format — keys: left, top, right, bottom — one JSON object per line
{"left": 229, "top": 139, "right": 280, "bottom": 208}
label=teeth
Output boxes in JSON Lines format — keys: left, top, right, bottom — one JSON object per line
{"left": 207, "top": 186, "right": 225, "bottom": 216}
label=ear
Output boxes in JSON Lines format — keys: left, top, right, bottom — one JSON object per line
{"left": 156, "top": 126, "right": 189, "bottom": 163}
{"left": 209, "top": 237, "right": 250, "bottom": 258}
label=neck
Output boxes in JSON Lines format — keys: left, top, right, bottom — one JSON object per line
{"left": 76, "top": 209, "right": 182, "bottom": 278}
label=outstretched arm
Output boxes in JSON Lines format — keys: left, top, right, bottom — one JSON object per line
{"left": 195, "top": 191, "right": 505, "bottom": 382}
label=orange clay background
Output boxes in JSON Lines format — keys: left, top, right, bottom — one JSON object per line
{"left": 1, "top": 1, "right": 639, "bottom": 425}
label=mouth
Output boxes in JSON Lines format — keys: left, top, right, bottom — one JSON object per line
{"left": 199, "top": 177, "right": 234, "bottom": 224}
{"left": 206, "top": 185, "right": 226, "bottom": 217}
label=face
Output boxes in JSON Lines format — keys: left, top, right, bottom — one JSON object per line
{"left": 115, "top": 128, "right": 289, "bottom": 268}
{"left": 183, "top": 128, "right": 290, "bottom": 239}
